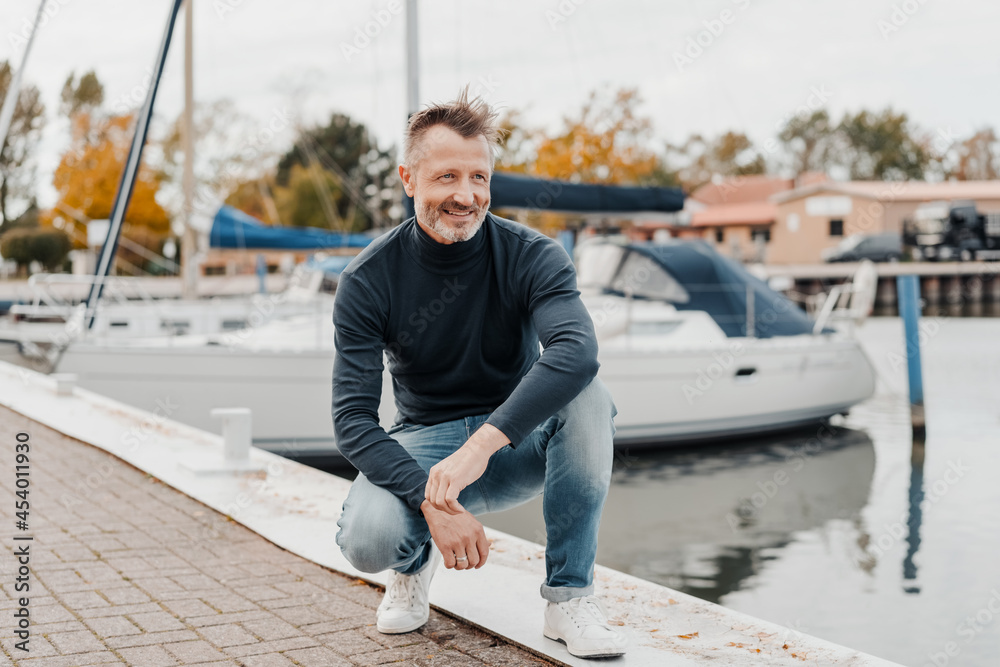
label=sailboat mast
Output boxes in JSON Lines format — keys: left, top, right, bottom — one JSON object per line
{"left": 180, "top": 0, "right": 198, "bottom": 299}
{"left": 84, "top": 0, "right": 185, "bottom": 328}
{"left": 403, "top": 0, "right": 419, "bottom": 219}
{"left": 405, "top": 0, "right": 419, "bottom": 117}
{"left": 0, "top": 0, "right": 47, "bottom": 156}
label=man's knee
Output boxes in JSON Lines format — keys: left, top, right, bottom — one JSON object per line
{"left": 337, "top": 520, "right": 396, "bottom": 573}
{"left": 579, "top": 376, "right": 617, "bottom": 418}
{"left": 336, "top": 483, "right": 426, "bottom": 573}
{"left": 561, "top": 376, "right": 617, "bottom": 429}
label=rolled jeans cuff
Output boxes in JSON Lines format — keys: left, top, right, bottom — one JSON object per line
{"left": 540, "top": 582, "right": 594, "bottom": 603}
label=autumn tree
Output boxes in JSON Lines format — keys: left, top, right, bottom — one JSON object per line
{"left": 529, "top": 88, "right": 672, "bottom": 186}
{"left": 833, "top": 108, "right": 932, "bottom": 180}
{"left": 223, "top": 179, "right": 279, "bottom": 224}
{"left": 666, "top": 131, "right": 766, "bottom": 192}
{"left": 45, "top": 112, "right": 170, "bottom": 272}
{"left": 0, "top": 60, "right": 47, "bottom": 230}
{"left": 948, "top": 128, "right": 999, "bottom": 181}
{"left": 492, "top": 88, "right": 678, "bottom": 234}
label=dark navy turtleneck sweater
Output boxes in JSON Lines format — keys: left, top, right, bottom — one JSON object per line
{"left": 331, "top": 212, "right": 599, "bottom": 511}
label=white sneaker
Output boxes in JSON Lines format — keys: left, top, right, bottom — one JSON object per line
{"left": 543, "top": 595, "right": 628, "bottom": 658}
{"left": 376, "top": 545, "right": 443, "bottom": 634}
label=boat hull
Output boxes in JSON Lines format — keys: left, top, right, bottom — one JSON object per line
{"left": 48, "top": 333, "right": 876, "bottom": 458}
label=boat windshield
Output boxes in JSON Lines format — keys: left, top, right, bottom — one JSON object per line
{"left": 610, "top": 251, "right": 690, "bottom": 303}
{"left": 577, "top": 243, "right": 690, "bottom": 303}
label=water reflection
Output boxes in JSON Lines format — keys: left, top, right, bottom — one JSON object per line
{"left": 482, "top": 425, "right": 876, "bottom": 604}
{"left": 902, "top": 435, "right": 925, "bottom": 594}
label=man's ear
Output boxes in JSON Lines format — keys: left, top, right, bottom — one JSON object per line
{"left": 399, "top": 164, "right": 416, "bottom": 197}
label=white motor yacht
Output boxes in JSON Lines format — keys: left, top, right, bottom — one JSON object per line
{"left": 0, "top": 239, "right": 877, "bottom": 461}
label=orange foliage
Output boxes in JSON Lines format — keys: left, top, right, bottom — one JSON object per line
{"left": 44, "top": 112, "right": 169, "bottom": 249}
{"left": 498, "top": 88, "right": 665, "bottom": 236}
{"left": 531, "top": 88, "right": 660, "bottom": 185}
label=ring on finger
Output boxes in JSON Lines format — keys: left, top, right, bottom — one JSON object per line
{"left": 455, "top": 555, "right": 468, "bottom": 563}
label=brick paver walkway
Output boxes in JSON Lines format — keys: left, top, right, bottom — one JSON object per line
{"left": 0, "top": 406, "right": 555, "bottom": 666}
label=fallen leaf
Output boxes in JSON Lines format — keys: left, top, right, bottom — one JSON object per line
{"left": 677, "top": 632, "right": 699, "bottom": 640}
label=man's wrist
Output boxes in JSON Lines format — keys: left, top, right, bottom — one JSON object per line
{"left": 467, "top": 423, "right": 510, "bottom": 456}
{"left": 420, "top": 499, "right": 439, "bottom": 517}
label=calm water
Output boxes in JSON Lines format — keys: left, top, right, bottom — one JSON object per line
{"left": 481, "top": 317, "right": 1000, "bottom": 667}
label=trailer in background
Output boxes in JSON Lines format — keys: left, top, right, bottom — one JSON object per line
{"left": 903, "top": 199, "right": 1000, "bottom": 261}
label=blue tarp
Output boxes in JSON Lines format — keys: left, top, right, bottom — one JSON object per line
{"left": 489, "top": 171, "right": 685, "bottom": 213}
{"left": 402, "top": 171, "right": 686, "bottom": 218}
{"left": 209, "top": 206, "right": 372, "bottom": 249}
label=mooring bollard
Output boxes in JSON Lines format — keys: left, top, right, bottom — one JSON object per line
{"left": 180, "top": 407, "right": 265, "bottom": 475}
{"left": 211, "top": 407, "right": 253, "bottom": 464}
{"left": 52, "top": 373, "right": 77, "bottom": 397}
{"left": 896, "top": 275, "right": 925, "bottom": 437}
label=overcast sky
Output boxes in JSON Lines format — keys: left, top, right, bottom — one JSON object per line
{"left": 2, "top": 0, "right": 999, "bottom": 213}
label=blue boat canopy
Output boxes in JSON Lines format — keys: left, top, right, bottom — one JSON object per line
{"left": 209, "top": 206, "right": 372, "bottom": 249}
{"left": 582, "top": 240, "right": 828, "bottom": 338}
{"left": 489, "top": 171, "right": 685, "bottom": 214}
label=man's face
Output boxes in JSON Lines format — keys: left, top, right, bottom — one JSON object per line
{"left": 399, "top": 125, "right": 492, "bottom": 244}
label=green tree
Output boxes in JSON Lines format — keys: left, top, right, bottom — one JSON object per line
{"left": 0, "top": 60, "right": 47, "bottom": 229}
{"left": 273, "top": 163, "right": 347, "bottom": 230}
{"left": 275, "top": 112, "right": 397, "bottom": 230}
{"left": 834, "top": 108, "right": 931, "bottom": 180}
{"left": 778, "top": 109, "right": 835, "bottom": 177}
{"left": 0, "top": 227, "right": 71, "bottom": 275}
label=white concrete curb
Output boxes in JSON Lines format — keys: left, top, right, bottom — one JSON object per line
{"left": 0, "top": 360, "right": 901, "bottom": 666}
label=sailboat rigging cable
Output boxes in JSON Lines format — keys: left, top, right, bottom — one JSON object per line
{"left": 83, "top": 0, "right": 186, "bottom": 329}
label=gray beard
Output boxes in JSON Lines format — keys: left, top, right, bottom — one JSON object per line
{"left": 417, "top": 201, "right": 488, "bottom": 243}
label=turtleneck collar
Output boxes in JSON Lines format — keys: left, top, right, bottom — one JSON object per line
{"left": 403, "top": 214, "right": 490, "bottom": 275}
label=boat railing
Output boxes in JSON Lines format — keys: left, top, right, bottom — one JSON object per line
{"left": 12, "top": 273, "right": 160, "bottom": 321}
{"left": 811, "top": 260, "right": 878, "bottom": 334}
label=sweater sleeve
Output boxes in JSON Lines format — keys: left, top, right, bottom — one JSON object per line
{"left": 331, "top": 271, "right": 430, "bottom": 511}
{"left": 485, "top": 237, "right": 600, "bottom": 446}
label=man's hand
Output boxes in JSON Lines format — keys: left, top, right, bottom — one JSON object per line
{"left": 421, "top": 500, "right": 490, "bottom": 570}
{"left": 425, "top": 423, "right": 510, "bottom": 514}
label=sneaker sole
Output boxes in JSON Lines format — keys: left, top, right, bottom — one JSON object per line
{"left": 543, "top": 628, "right": 627, "bottom": 658}
{"left": 377, "top": 615, "right": 428, "bottom": 634}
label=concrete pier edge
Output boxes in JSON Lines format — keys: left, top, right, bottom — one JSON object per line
{"left": 0, "top": 360, "right": 901, "bottom": 666}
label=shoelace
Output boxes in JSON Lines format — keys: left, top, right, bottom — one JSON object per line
{"left": 383, "top": 572, "right": 414, "bottom": 609}
{"left": 564, "top": 596, "right": 612, "bottom": 628}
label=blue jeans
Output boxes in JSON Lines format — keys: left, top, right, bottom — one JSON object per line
{"left": 335, "top": 377, "right": 616, "bottom": 603}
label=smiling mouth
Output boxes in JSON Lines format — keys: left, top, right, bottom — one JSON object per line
{"left": 441, "top": 206, "right": 476, "bottom": 219}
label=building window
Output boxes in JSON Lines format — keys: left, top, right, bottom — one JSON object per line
{"left": 715, "top": 229, "right": 724, "bottom": 243}
{"left": 751, "top": 228, "right": 771, "bottom": 243}
{"left": 829, "top": 219, "right": 844, "bottom": 236}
